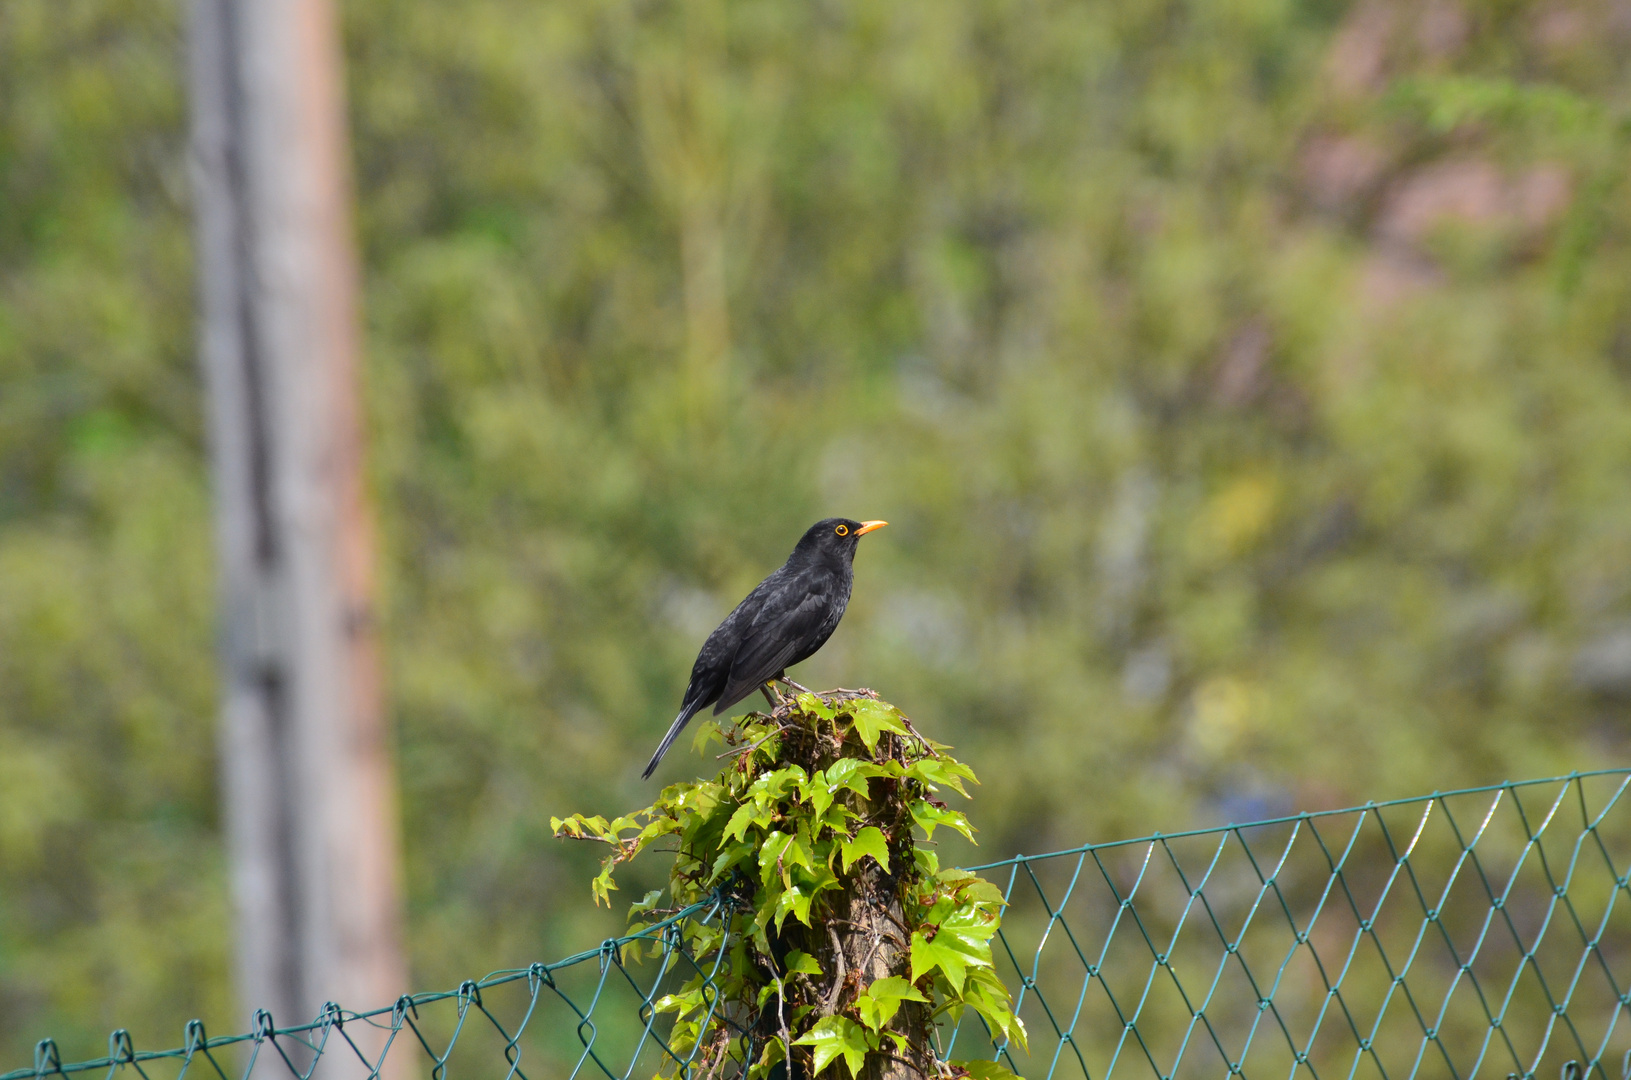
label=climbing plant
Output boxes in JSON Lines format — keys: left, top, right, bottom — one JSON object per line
{"left": 553, "top": 690, "right": 1025, "bottom": 1079}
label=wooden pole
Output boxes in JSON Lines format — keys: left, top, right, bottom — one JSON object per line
{"left": 189, "top": 0, "right": 408, "bottom": 1056}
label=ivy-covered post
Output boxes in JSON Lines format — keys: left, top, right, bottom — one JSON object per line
{"left": 553, "top": 690, "right": 1025, "bottom": 1080}
{"left": 826, "top": 817, "right": 935, "bottom": 1080}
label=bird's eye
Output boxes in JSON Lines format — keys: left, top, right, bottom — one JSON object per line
{"left": 835, "top": 524, "right": 849, "bottom": 536}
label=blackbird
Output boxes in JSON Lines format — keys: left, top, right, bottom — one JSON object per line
{"left": 642, "top": 518, "right": 888, "bottom": 778}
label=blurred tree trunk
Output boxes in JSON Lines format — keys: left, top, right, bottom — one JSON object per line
{"left": 188, "top": 0, "right": 407, "bottom": 1060}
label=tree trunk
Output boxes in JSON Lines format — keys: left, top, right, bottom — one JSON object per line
{"left": 763, "top": 713, "right": 938, "bottom": 1080}
{"left": 834, "top": 869, "right": 936, "bottom": 1080}
{"left": 189, "top": 0, "right": 407, "bottom": 1068}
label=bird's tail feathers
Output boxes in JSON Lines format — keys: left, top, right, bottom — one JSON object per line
{"left": 642, "top": 701, "right": 703, "bottom": 780}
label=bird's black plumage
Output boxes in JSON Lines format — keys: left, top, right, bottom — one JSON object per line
{"left": 642, "top": 517, "right": 887, "bottom": 778}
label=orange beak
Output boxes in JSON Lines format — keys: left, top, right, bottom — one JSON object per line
{"left": 855, "top": 520, "right": 888, "bottom": 536}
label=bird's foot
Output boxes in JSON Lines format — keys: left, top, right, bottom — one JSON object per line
{"left": 760, "top": 683, "right": 787, "bottom": 710}
{"left": 777, "top": 676, "right": 814, "bottom": 696}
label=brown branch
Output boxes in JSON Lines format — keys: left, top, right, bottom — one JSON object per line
{"left": 858, "top": 920, "right": 884, "bottom": 980}
{"left": 898, "top": 716, "right": 941, "bottom": 758}
{"left": 824, "top": 925, "right": 849, "bottom": 1016}
{"left": 716, "top": 724, "right": 793, "bottom": 760}
{"left": 777, "top": 974, "right": 792, "bottom": 1080}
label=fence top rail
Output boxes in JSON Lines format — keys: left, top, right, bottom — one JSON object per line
{"left": 961, "top": 767, "right": 1631, "bottom": 871}
{"left": 9, "top": 769, "right": 1631, "bottom": 1080}
{"left": 2, "top": 897, "right": 727, "bottom": 1080}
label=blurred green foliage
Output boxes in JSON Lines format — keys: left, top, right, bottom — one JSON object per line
{"left": 4, "top": 0, "right": 1631, "bottom": 1068}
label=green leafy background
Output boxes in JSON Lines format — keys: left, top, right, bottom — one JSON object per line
{"left": 4, "top": 0, "right": 1631, "bottom": 1068}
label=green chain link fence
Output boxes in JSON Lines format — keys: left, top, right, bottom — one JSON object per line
{"left": 9, "top": 770, "right": 1631, "bottom": 1080}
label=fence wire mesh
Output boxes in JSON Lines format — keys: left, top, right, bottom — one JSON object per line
{"left": 948, "top": 769, "right": 1631, "bottom": 1080}
{"left": 9, "top": 771, "right": 1631, "bottom": 1080}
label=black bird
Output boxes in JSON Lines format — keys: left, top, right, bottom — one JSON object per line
{"left": 642, "top": 518, "right": 888, "bottom": 778}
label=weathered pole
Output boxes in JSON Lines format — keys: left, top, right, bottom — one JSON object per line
{"left": 188, "top": 0, "right": 408, "bottom": 1053}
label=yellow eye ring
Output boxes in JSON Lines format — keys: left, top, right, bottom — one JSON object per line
{"left": 835, "top": 524, "right": 849, "bottom": 536}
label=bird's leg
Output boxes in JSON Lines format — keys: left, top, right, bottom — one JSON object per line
{"left": 777, "top": 676, "right": 814, "bottom": 696}
{"left": 760, "top": 683, "right": 785, "bottom": 709}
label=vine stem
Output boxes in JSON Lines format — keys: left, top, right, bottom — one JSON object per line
{"left": 717, "top": 724, "right": 793, "bottom": 761}
{"left": 825, "top": 925, "right": 850, "bottom": 1016}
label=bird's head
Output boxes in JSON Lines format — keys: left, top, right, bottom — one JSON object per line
{"left": 797, "top": 517, "right": 888, "bottom": 561}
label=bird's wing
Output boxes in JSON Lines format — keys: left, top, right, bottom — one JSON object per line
{"left": 712, "top": 585, "right": 835, "bottom": 714}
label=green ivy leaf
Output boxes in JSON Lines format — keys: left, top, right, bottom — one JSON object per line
{"left": 652, "top": 986, "right": 705, "bottom": 1015}
{"left": 670, "top": 779, "right": 725, "bottom": 814}
{"left": 689, "top": 721, "right": 727, "bottom": 754}
{"left": 913, "top": 899, "right": 1000, "bottom": 990}
{"left": 551, "top": 813, "right": 610, "bottom": 839}
{"left": 804, "top": 770, "right": 836, "bottom": 818}
{"left": 749, "top": 1037, "right": 786, "bottom": 1080}
{"left": 796, "top": 692, "right": 837, "bottom": 720}
{"left": 634, "top": 816, "right": 681, "bottom": 848}
{"left": 937, "top": 868, "right": 1005, "bottom": 899}
{"left": 784, "top": 950, "right": 823, "bottom": 976}
{"left": 759, "top": 830, "right": 795, "bottom": 884}
{"left": 666, "top": 1017, "right": 702, "bottom": 1059}
{"left": 824, "top": 758, "right": 886, "bottom": 799}
{"left": 910, "top": 903, "right": 996, "bottom": 992}
{"left": 760, "top": 765, "right": 808, "bottom": 800}
{"left": 774, "top": 884, "right": 812, "bottom": 930}
{"left": 591, "top": 866, "right": 616, "bottom": 906}
{"left": 846, "top": 699, "right": 908, "bottom": 752}
{"left": 963, "top": 967, "right": 1028, "bottom": 1050}
{"left": 912, "top": 801, "right": 975, "bottom": 842}
{"left": 708, "top": 840, "right": 756, "bottom": 883}
{"left": 801, "top": 866, "right": 842, "bottom": 909}
{"left": 940, "top": 901, "right": 1001, "bottom": 948}
{"left": 905, "top": 757, "right": 977, "bottom": 797}
{"left": 794, "top": 1016, "right": 872, "bottom": 1077}
{"left": 686, "top": 923, "right": 725, "bottom": 956}
{"left": 724, "top": 800, "right": 774, "bottom": 843}
{"left": 818, "top": 803, "right": 858, "bottom": 839}
{"left": 782, "top": 834, "right": 815, "bottom": 882}
{"left": 841, "top": 825, "right": 891, "bottom": 873}
{"left": 910, "top": 929, "right": 966, "bottom": 991}
{"left": 853, "top": 975, "right": 927, "bottom": 1031}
